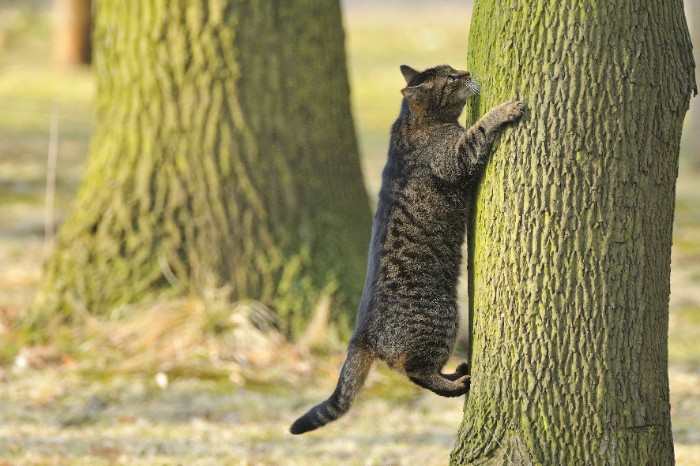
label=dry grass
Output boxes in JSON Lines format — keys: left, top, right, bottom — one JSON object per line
{"left": 15, "top": 294, "right": 307, "bottom": 383}
{"left": 0, "top": 362, "right": 467, "bottom": 465}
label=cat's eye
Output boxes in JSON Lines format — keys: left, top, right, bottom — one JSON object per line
{"left": 447, "top": 76, "right": 456, "bottom": 83}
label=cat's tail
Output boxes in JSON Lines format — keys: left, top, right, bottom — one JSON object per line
{"left": 290, "top": 344, "right": 374, "bottom": 435}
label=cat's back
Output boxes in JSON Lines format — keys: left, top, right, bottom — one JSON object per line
{"left": 382, "top": 117, "right": 469, "bottom": 230}
{"left": 356, "top": 126, "right": 468, "bottom": 318}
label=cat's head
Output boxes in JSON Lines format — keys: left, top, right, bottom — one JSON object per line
{"left": 399, "top": 64, "right": 479, "bottom": 121}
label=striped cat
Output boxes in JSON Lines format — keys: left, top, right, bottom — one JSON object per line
{"left": 290, "top": 64, "right": 526, "bottom": 435}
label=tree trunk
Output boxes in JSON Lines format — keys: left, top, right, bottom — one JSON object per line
{"left": 30, "top": 1, "right": 371, "bottom": 338}
{"left": 451, "top": 1, "right": 695, "bottom": 464}
{"left": 53, "top": 0, "right": 92, "bottom": 66}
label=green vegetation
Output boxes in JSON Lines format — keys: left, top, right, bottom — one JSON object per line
{"left": 0, "top": 1, "right": 699, "bottom": 464}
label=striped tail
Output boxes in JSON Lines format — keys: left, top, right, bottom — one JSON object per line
{"left": 290, "top": 345, "right": 373, "bottom": 435}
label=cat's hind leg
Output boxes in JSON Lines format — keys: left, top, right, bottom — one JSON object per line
{"left": 441, "top": 362, "right": 469, "bottom": 381}
{"left": 407, "top": 370, "right": 470, "bottom": 397}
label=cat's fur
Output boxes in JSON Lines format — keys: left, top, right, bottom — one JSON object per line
{"left": 290, "top": 64, "right": 525, "bottom": 435}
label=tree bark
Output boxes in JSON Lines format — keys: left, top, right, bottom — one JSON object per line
{"left": 53, "top": 0, "right": 92, "bottom": 66}
{"left": 31, "top": 1, "right": 371, "bottom": 338}
{"left": 451, "top": 1, "right": 695, "bottom": 464}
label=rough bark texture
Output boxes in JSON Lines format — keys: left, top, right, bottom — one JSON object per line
{"left": 451, "top": 1, "right": 696, "bottom": 464}
{"left": 31, "top": 1, "right": 371, "bottom": 338}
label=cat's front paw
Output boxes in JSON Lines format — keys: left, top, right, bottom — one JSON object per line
{"left": 497, "top": 100, "right": 527, "bottom": 124}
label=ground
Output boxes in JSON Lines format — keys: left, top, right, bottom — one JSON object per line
{"left": 0, "top": 1, "right": 699, "bottom": 464}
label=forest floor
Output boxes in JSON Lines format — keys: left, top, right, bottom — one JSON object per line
{"left": 1, "top": 2, "right": 699, "bottom": 464}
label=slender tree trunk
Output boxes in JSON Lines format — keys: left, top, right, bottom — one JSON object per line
{"left": 53, "top": 0, "right": 92, "bottom": 66}
{"left": 451, "top": 1, "right": 695, "bottom": 464}
{"left": 30, "top": 1, "right": 371, "bottom": 338}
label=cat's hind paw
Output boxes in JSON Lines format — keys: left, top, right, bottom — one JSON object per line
{"left": 455, "top": 362, "right": 470, "bottom": 377}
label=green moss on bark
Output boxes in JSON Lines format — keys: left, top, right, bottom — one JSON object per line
{"left": 28, "top": 0, "right": 371, "bottom": 340}
{"left": 451, "top": 0, "right": 695, "bottom": 464}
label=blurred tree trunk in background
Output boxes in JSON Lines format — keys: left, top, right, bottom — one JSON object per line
{"left": 30, "top": 1, "right": 371, "bottom": 339}
{"left": 451, "top": 0, "right": 695, "bottom": 464}
{"left": 53, "top": 0, "right": 91, "bottom": 66}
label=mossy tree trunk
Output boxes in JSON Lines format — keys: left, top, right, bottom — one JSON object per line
{"left": 31, "top": 1, "right": 371, "bottom": 338}
{"left": 451, "top": 0, "right": 695, "bottom": 464}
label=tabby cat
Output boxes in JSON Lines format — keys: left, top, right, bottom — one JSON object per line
{"left": 290, "top": 64, "right": 526, "bottom": 435}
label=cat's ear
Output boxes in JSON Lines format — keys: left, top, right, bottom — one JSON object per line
{"left": 401, "top": 82, "right": 432, "bottom": 104}
{"left": 400, "top": 65, "right": 420, "bottom": 84}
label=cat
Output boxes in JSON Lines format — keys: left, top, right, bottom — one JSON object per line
{"left": 290, "top": 64, "right": 526, "bottom": 435}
